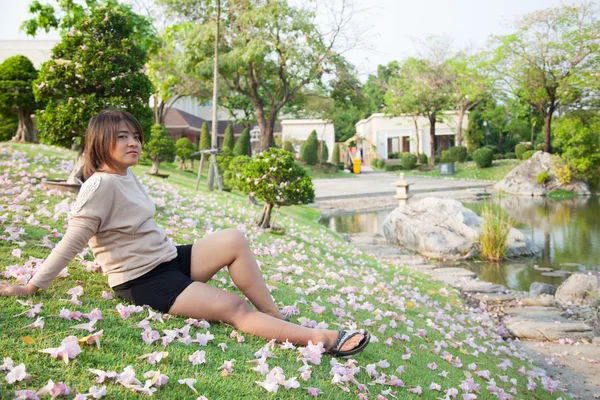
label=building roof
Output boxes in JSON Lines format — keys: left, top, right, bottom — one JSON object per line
{"left": 164, "top": 107, "right": 205, "bottom": 131}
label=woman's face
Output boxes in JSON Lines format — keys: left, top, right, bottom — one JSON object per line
{"left": 108, "top": 121, "right": 141, "bottom": 175}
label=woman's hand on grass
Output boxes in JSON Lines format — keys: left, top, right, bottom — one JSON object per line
{"left": 0, "top": 281, "right": 38, "bottom": 297}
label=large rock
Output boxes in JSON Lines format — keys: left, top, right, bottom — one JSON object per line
{"left": 505, "top": 314, "right": 595, "bottom": 341}
{"left": 529, "top": 282, "right": 557, "bottom": 296}
{"left": 555, "top": 273, "right": 600, "bottom": 305}
{"left": 494, "top": 151, "right": 591, "bottom": 196}
{"left": 382, "top": 197, "right": 539, "bottom": 260}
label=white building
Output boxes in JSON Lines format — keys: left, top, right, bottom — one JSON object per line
{"left": 355, "top": 112, "right": 468, "bottom": 163}
{"left": 0, "top": 40, "right": 59, "bottom": 68}
{"left": 281, "top": 119, "right": 335, "bottom": 162}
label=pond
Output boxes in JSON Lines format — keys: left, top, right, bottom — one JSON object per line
{"left": 319, "top": 196, "right": 600, "bottom": 291}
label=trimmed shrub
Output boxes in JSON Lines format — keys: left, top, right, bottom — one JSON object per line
{"left": 300, "top": 130, "right": 318, "bottom": 165}
{"left": 331, "top": 143, "right": 340, "bottom": 164}
{"left": 318, "top": 140, "right": 329, "bottom": 163}
{"left": 418, "top": 153, "right": 427, "bottom": 164}
{"left": 283, "top": 140, "right": 295, "bottom": 154}
{"left": 222, "top": 124, "right": 235, "bottom": 151}
{"left": 199, "top": 122, "right": 211, "bottom": 150}
{"left": 388, "top": 152, "right": 400, "bottom": 159}
{"left": 371, "top": 158, "right": 386, "bottom": 170}
{"left": 385, "top": 164, "right": 403, "bottom": 172}
{"left": 449, "top": 146, "right": 468, "bottom": 163}
{"left": 536, "top": 171, "right": 551, "bottom": 185}
{"left": 233, "top": 127, "right": 250, "bottom": 156}
{"left": 146, "top": 124, "right": 176, "bottom": 175}
{"left": 483, "top": 145, "right": 499, "bottom": 154}
{"left": 175, "top": 137, "right": 196, "bottom": 170}
{"left": 401, "top": 153, "right": 418, "bottom": 170}
{"left": 522, "top": 150, "right": 535, "bottom": 160}
{"left": 440, "top": 150, "right": 455, "bottom": 163}
{"left": 494, "top": 153, "right": 504, "bottom": 160}
{"left": 505, "top": 152, "right": 517, "bottom": 159}
{"left": 223, "top": 154, "right": 250, "bottom": 190}
{"left": 472, "top": 147, "right": 494, "bottom": 168}
{"left": 514, "top": 143, "right": 530, "bottom": 160}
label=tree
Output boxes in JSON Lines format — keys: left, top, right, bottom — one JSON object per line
{"left": 493, "top": 2, "right": 600, "bottom": 153}
{"left": 199, "top": 122, "right": 211, "bottom": 150}
{"left": 175, "top": 137, "right": 196, "bottom": 170}
{"left": 447, "top": 52, "right": 491, "bottom": 146}
{"left": 363, "top": 61, "right": 400, "bottom": 115}
{"left": 164, "top": 0, "right": 362, "bottom": 151}
{"left": 0, "top": 55, "right": 39, "bottom": 142}
{"left": 146, "top": 124, "right": 176, "bottom": 175}
{"left": 301, "top": 131, "right": 318, "bottom": 165}
{"left": 30, "top": 1, "right": 155, "bottom": 147}
{"left": 233, "top": 127, "right": 250, "bottom": 156}
{"left": 237, "top": 148, "right": 314, "bottom": 228}
{"left": 385, "top": 55, "right": 454, "bottom": 165}
{"left": 222, "top": 124, "right": 235, "bottom": 151}
{"left": 331, "top": 142, "right": 340, "bottom": 164}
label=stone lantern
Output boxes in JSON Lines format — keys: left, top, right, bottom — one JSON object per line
{"left": 394, "top": 173, "right": 411, "bottom": 206}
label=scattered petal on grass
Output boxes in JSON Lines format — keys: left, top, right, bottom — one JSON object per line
{"left": 78, "top": 330, "right": 103, "bottom": 348}
{"left": 306, "top": 387, "right": 323, "bottom": 397}
{"left": 139, "top": 351, "right": 169, "bottom": 365}
{"left": 40, "top": 336, "right": 81, "bottom": 364}
{"left": 5, "top": 363, "right": 30, "bottom": 384}
{"left": 189, "top": 350, "right": 206, "bottom": 365}
{"left": 178, "top": 378, "right": 198, "bottom": 394}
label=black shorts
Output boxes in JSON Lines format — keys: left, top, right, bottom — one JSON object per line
{"left": 112, "top": 245, "right": 194, "bottom": 313}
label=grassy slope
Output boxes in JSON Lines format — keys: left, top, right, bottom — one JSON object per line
{"left": 0, "top": 143, "right": 562, "bottom": 399}
{"left": 398, "top": 160, "right": 522, "bottom": 182}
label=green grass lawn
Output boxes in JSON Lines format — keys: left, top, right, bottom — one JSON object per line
{"left": 398, "top": 159, "right": 521, "bottom": 182}
{"left": 0, "top": 143, "right": 563, "bottom": 399}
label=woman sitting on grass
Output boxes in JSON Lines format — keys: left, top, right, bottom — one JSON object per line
{"left": 0, "top": 109, "right": 370, "bottom": 358}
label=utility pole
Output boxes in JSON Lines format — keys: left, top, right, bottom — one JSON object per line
{"left": 207, "top": 0, "right": 221, "bottom": 191}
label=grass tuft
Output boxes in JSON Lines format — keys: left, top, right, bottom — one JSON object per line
{"left": 479, "top": 202, "right": 514, "bottom": 262}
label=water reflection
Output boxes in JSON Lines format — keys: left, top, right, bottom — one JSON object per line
{"left": 320, "top": 196, "right": 600, "bottom": 290}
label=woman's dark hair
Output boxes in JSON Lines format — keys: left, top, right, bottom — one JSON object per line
{"left": 83, "top": 109, "right": 144, "bottom": 179}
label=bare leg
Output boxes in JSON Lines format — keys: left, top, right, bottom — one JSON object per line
{"left": 168, "top": 282, "right": 363, "bottom": 352}
{"left": 189, "top": 229, "right": 284, "bottom": 319}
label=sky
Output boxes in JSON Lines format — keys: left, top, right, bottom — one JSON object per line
{"left": 0, "top": 0, "right": 567, "bottom": 79}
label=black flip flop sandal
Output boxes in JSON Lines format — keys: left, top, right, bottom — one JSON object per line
{"left": 326, "top": 330, "right": 371, "bottom": 357}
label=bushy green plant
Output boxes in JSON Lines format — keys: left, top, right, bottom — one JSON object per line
{"left": 505, "top": 152, "right": 517, "bottom": 159}
{"left": 223, "top": 155, "right": 251, "bottom": 190}
{"left": 331, "top": 142, "right": 340, "bottom": 164}
{"left": 0, "top": 55, "right": 39, "bottom": 142}
{"left": 385, "top": 164, "right": 403, "bottom": 172}
{"left": 175, "top": 137, "right": 196, "bottom": 170}
{"left": 222, "top": 124, "right": 235, "bottom": 152}
{"left": 199, "top": 122, "right": 211, "bottom": 150}
{"left": 0, "top": 113, "right": 18, "bottom": 142}
{"left": 237, "top": 148, "right": 314, "bottom": 228}
{"left": 300, "top": 131, "right": 318, "bottom": 165}
{"left": 371, "top": 158, "right": 382, "bottom": 170}
{"left": 388, "top": 152, "right": 400, "bottom": 159}
{"left": 522, "top": 150, "right": 535, "bottom": 160}
{"left": 483, "top": 145, "right": 499, "bottom": 154}
{"left": 536, "top": 171, "right": 551, "bottom": 185}
{"left": 479, "top": 202, "right": 513, "bottom": 261}
{"left": 145, "top": 124, "right": 176, "bottom": 175}
{"left": 449, "top": 146, "right": 468, "bottom": 163}
{"left": 440, "top": 150, "right": 455, "bottom": 163}
{"left": 233, "top": 127, "right": 250, "bottom": 156}
{"left": 418, "top": 153, "right": 427, "bottom": 164}
{"left": 494, "top": 153, "right": 505, "bottom": 160}
{"left": 33, "top": 5, "right": 153, "bottom": 147}
{"left": 318, "top": 140, "right": 329, "bottom": 163}
{"left": 472, "top": 147, "right": 494, "bottom": 168}
{"left": 514, "top": 143, "right": 530, "bottom": 160}
{"left": 283, "top": 140, "right": 295, "bottom": 154}
{"left": 377, "top": 159, "right": 386, "bottom": 169}
{"left": 535, "top": 143, "right": 544, "bottom": 151}
{"left": 401, "top": 153, "right": 418, "bottom": 169}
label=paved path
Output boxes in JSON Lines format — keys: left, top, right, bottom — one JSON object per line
{"left": 313, "top": 170, "right": 493, "bottom": 200}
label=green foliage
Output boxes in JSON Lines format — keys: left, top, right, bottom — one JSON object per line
{"left": 237, "top": 148, "right": 314, "bottom": 207}
{"left": 440, "top": 150, "right": 455, "bottom": 163}
{"left": 370, "top": 158, "right": 386, "bottom": 170}
{"left": 514, "top": 143, "right": 530, "bottom": 160}
{"left": 385, "top": 164, "right": 403, "bottom": 172}
{"left": 505, "top": 152, "right": 517, "bottom": 159}
{"left": 0, "top": 113, "right": 18, "bottom": 141}
{"left": 554, "top": 113, "right": 600, "bottom": 188}
{"left": 301, "top": 131, "right": 318, "bottom": 165}
{"left": 199, "top": 122, "right": 210, "bottom": 150}
{"left": 483, "top": 145, "right": 499, "bottom": 154}
{"left": 494, "top": 153, "right": 505, "bottom": 160}
{"left": 388, "top": 152, "right": 400, "bottom": 159}
{"left": 472, "top": 147, "right": 494, "bottom": 168}
{"left": 547, "top": 189, "right": 579, "bottom": 200}
{"left": 175, "top": 137, "right": 196, "bottom": 169}
{"left": 522, "top": 150, "right": 535, "bottom": 160}
{"left": 33, "top": 2, "right": 154, "bottom": 147}
{"left": 418, "top": 153, "right": 428, "bottom": 164}
{"left": 283, "top": 140, "right": 295, "bottom": 154}
{"left": 222, "top": 124, "right": 235, "bottom": 152}
{"left": 145, "top": 124, "right": 176, "bottom": 169}
{"left": 536, "top": 171, "right": 551, "bottom": 185}
{"left": 0, "top": 55, "right": 38, "bottom": 115}
{"left": 400, "top": 153, "right": 418, "bottom": 170}
{"left": 318, "top": 141, "right": 329, "bottom": 163}
{"left": 331, "top": 142, "right": 340, "bottom": 164}
{"left": 449, "top": 146, "right": 467, "bottom": 162}
{"left": 233, "top": 127, "right": 250, "bottom": 157}
{"left": 222, "top": 154, "right": 251, "bottom": 190}
{"left": 479, "top": 202, "right": 513, "bottom": 261}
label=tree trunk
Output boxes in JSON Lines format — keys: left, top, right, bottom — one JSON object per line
{"left": 150, "top": 156, "right": 160, "bottom": 174}
{"left": 412, "top": 116, "right": 420, "bottom": 162}
{"left": 543, "top": 113, "right": 552, "bottom": 154}
{"left": 207, "top": 0, "right": 221, "bottom": 191}
{"left": 429, "top": 114, "right": 437, "bottom": 166}
{"left": 258, "top": 113, "right": 276, "bottom": 152}
{"left": 12, "top": 109, "right": 35, "bottom": 143}
{"left": 456, "top": 105, "right": 465, "bottom": 147}
{"left": 179, "top": 158, "right": 186, "bottom": 170}
{"left": 257, "top": 203, "right": 273, "bottom": 228}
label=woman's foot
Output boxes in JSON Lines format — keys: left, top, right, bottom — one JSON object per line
{"left": 325, "top": 330, "right": 368, "bottom": 353}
